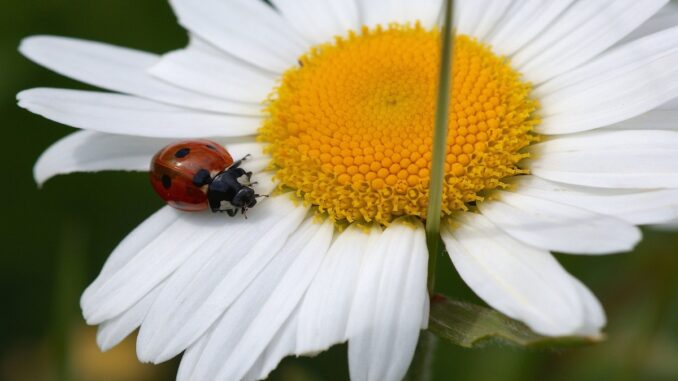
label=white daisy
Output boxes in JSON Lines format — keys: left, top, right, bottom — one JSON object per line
{"left": 18, "top": 0, "right": 678, "bottom": 380}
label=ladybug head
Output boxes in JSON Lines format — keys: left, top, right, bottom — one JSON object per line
{"left": 232, "top": 187, "right": 257, "bottom": 208}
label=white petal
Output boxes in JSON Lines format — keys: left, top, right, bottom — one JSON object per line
{"left": 187, "top": 311, "right": 310, "bottom": 381}
{"left": 487, "top": 1, "right": 574, "bottom": 56}
{"left": 96, "top": 286, "right": 161, "bottom": 352}
{"left": 478, "top": 191, "right": 641, "bottom": 255}
{"left": 359, "top": 0, "right": 443, "bottom": 29}
{"left": 18, "top": 88, "right": 261, "bottom": 138}
{"left": 245, "top": 307, "right": 300, "bottom": 381}
{"left": 186, "top": 217, "right": 325, "bottom": 380}
{"left": 347, "top": 220, "right": 428, "bottom": 381}
{"left": 19, "top": 35, "right": 259, "bottom": 115}
{"left": 571, "top": 278, "right": 607, "bottom": 335}
{"left": 136, "top": 196, "right": 307, "bottom": 363}
{"left": 296, "top": 224, "right": 372, "bottom": 354}
{"left": 528, "top": 130, "right": 678, "bottom": 188}
{"left": 456, "top": 0, "right": 512, "bottom": 41}
{"left": 33, "top": 131, "right": 169, "bottom": 186}
{"left": 169, "top": 0, "right": 308, "bottom": 73}
{"left": 510, "top": 176, "right": 678, "bottom": 226}
{"left": 81, "top": 206, "right": 180, "bottom": 319}
{"left": 615, "top": 2, "right": 678, "bottom": 46}
{"left": 213, "top": 220, "right": 334, "bottom": 380}
{"left": 149, "top": 36, "right": 277, "bottom": 104}
{"left": 82, "top": 213, "right": 232, "bottom": 325}
{"left": 603, "top": 109, "right": 678, "bottom": 131}
{"left": 33, "top": 131, "right": 266, "bottom": 185}
{"left": 82, "top": 196, "right": 298, "bottom": 325}
{"left": 536, "top": 26, "right": 678, "bottom": 98}
{"left": 270, "top": 0, "right": 360, "bottom": 45}
{"left": 513, "top": 0, "right": 668, "bottom": 84}
{"left": 176, "top": 329, "right": 210, "bottom": 381}
{"left": 535, "top": 26, "right": 678, "bottom": 134}
{"left": 83, "top": 207, "right": 180, "bottom": 293}
{"left": 442, "top": 213, "right": 605, "bottom": 336}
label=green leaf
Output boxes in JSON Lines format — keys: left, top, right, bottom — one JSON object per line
{"left": 428, "top": 295, "right": 605, "bottom": 349}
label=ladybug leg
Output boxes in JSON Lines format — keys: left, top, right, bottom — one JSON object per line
{"left": 231, "top": 154, "right": 252, "bottom": 169}
{"left": 228, "top": 167, "right": 255, "bottom": 186}
{"left": 226, "top": 209, "right": 238, "bottom": 217}
{"left": 241, "top": 170, "right": 254, "bottom": 186}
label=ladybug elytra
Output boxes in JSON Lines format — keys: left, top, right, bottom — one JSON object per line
{"left": 149, "top": 139, "right": 263, "bottom": 216}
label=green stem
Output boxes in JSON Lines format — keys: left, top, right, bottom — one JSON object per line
{"left": 425, "top": 0, "right": 455, "bottom": 296}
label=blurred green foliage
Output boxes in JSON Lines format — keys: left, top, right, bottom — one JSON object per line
{"left": 1, "top": 1, "right": 677, "bottom": 380}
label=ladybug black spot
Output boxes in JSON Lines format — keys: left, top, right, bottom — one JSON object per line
{"left": 175, "top": 147, "right": 191, "bottom": 158}
{"left": 161, "top": 174, "right": 172, "bottom": 189}
{"left": 206, "top": 144, "right": 217, "bottom": 151}
{"left": 193, "top": 169, "right": 212, "bottom": 187}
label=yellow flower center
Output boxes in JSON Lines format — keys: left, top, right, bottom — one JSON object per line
{"left": 259, "top": 24, "right": 539, "bottom": 225}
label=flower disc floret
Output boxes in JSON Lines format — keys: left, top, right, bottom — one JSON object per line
{"left": 260, "top": 24, "right": 539, "bottom": 225}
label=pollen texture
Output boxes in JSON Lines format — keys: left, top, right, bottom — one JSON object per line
{"left": 259, "top": 24, "right": 539, "bottom": 225}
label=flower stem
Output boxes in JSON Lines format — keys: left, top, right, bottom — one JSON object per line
{"left": 425, "top": 0, "right": 455, "bottom": 296}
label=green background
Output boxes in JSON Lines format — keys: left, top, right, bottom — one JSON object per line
{"left": 1, "top": 1, "right": 677, "bottom": 380}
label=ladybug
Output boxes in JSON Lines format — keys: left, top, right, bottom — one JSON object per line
{"left": 149, "top": 139, "right": 263, "bottom": 216}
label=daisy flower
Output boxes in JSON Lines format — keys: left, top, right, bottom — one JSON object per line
{"left": 19, "top": 0, "right": 678, "bottom": 380}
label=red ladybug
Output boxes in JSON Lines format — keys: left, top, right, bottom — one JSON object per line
{"left": 149, "top": 139, "right": 262, "bottom": 216}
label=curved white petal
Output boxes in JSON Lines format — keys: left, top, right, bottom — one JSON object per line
{"left": 244, "top": 307, "right": 300, "bottom": 381}
{"left": 359, "top": 0, "right": 443, "bottom": 29}
{"left": 184, "top": 218, "right": 329, "bottom": 380}
{"left": 510, "top": 176, "right": 678, "bottom": 226}
{"left": 571, "top": 279, "right": 607, "bottom": 335}
{"left": 528, "top": 130, "right": 678, "bottom": 188}
{"left": 18, "top": 88, "right": 261, "bottom": 138}
{"left": 80, "top": 206, "right": 183, "bottom": 321}
{"left": 136, "top": 196, "right": 307, "bottom": 363}
{"left": 212, "top": 220, "right": 334, "bottom": 380}
{"left": 442, "top": 213, "right": 605, "bottom": 336}
{"left": 82, "top": 195, "right": 299, "bottom": 325}
{"left": 456, "top": 0, "right": 512, "bottom": 41}
{"left": 271, "top": 0, "right": 360, "bottom": 45}
{"left": 96, "top": 286, "right": 162, "bottom": 352}
{"left": 536, "top": 26, "right": 678, "bottom": 134}
{"left": 487, "top": 1, "right": 574, "bottom": 56}
{"left": 33, "top": 131, "right": 265, "bottom": 186}
{"left": 603, "top": 109, "right": 678, "bottom": 131}
{"left": 296, "top": 224, "right": 372, "bottom": 354}
{"left": 149, "top": 36, "right": 277, "bottom": 104}
{"left": 84, "top": 206, "right": 180, "bottom": 291}
{"left": 536, "top": 26, "right": 678, "bottom": 98}
{"left": 19, "top": 35, "right": 259, "bottom": 115}
{"left": 513, "top": 0, "right": 668, "bottom": 84}
{"left": 347, "top": 220, "right": 428, "bottom": 381}
{"left": 179, "top": 301, "right": 300, "bottom": 381}
{"left": 478, "top": 191, "right": 641, "bottom": 255}
{"left": 176, "top": 328, "right": 210, "bottom": 381}
{"left": 616, "top": 2, "right": 678, "bottom": 46}
{"left": 34, "top": 131, "right": 170, "bottom": 186}
{"left": 169, "top": 0, "right": 308, "bottom": 73}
